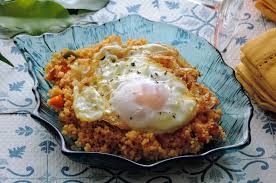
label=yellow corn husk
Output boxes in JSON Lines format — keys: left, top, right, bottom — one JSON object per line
{"left": 255, "top": 0, "right": 276, "bottom": 22}
{"left": 236, "top": 63, "right": 276, "bottom": 105}
{"left": 262, "top": 0, "right": 276, "bottom": 13}
{"left": 240, "top": 52, "right": 276, "bottom": 100}
{"left": 236, "top": 28, "right": 276, "bottom": 112}
{"left": 236, "top": 65, "right": 276, "bottom": 112}
{"left": 241, "top": 28, "right": 276, "bottom": 93}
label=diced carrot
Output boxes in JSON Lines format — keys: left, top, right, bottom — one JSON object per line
{"left": 48, "top": 95, "right": 64, "bottom": 109}
{"left": 46, "top": 68, "right": 57, "bottom": 82}
{"left": 61, "top": 65, "right": 70, "bottom": 73}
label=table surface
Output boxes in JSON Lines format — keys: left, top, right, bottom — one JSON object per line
{"left": 0, "top": 0, "right": 276, "bottom": 182}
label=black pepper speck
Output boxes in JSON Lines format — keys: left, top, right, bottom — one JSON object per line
{"left": 111, "top": 58, "right": 116, "bottom": 63}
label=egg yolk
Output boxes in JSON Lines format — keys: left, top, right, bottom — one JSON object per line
{"left": 135, "top": 83, "right": 169, "bottom": 110}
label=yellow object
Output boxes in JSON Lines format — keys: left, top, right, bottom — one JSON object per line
{"left": 241, "top": 28, "right": 276, "bottom": 95}
{"left": 236, "top": 63, "right": 276, "bottom": 112}
{"left": 261, "top": 0, "right": 276, "bottom": 12}
{"left": 255, "top": 0, "right": 276, "bottom": 22}
{"left": 236, "top": 28, "right": 276, "bottom": 112}
{"left": 236, "top": 71, "right": 276, "bottom": 112}
{"left": 240, "top": 52, "right": 276, "bottom": 101}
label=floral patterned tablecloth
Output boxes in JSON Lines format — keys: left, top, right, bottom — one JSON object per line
{"left": 0, "top": 0, "right": 276, "bottom": 182}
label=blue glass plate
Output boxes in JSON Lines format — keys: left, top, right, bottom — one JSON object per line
{"left": 14, "top": 15, "right": 253, "bottom": 169}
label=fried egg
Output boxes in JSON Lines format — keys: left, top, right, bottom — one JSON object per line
{"left": 72, "top": 43, "right": 197, "bottom": 133}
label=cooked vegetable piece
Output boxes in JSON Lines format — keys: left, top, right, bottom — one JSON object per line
{"left": 48, "top": 95, "right": 64, "bottom": 109}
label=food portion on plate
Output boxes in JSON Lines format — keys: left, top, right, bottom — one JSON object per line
{"left": 44, "top": 35, "right": 225, "bottom": 161}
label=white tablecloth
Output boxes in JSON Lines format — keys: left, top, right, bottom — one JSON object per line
{"left": 0, "top": 0, "right": 275, "bottom": 182}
